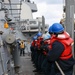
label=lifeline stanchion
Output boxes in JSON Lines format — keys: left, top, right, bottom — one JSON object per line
{"left": 55, "top": 61, "right": 65, "bottom": 75}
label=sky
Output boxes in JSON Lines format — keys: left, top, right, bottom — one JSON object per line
{"left": 31, "top": 0, "right": 64, "bottom": 26}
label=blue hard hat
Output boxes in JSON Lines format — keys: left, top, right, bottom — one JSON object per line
{"left": 33, "top": 36, "right": 37, "bottom": 40}
{"left": 37, "top": 32, "right": 42, "bottom": 37}
{"left": 48, "top": 26, "right": 53, "bottom": 33}
{"left": 43, "top": 34, "right": 51, "bottom": 40}
{"left": 52, "top": 23, "right": 64, "bottom": 33}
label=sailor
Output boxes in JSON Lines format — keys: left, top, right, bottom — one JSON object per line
{"left": 47, "top": 23, "right": 75, "bottom": 75}
{"left": 33, "top": 32, "right": 43, "bottom": 72}
{"left": 41, "top": 33, "right": 51, "bottom": 75}
{"left": 30, "top": 36, "right": 37, "bottom": 63}
{"left": 20, "top": 40, "right": 25, "bottom": 56}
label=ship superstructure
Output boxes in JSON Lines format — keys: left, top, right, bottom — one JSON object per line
{"left": 1, "top": 0, "right": 49, "bottom": 39}
{"left": 0, "top": 0, "right": 49, "bottom": 75}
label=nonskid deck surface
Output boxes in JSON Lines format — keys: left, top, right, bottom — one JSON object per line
{"left": 15, "top": 54, "right": 36, "bottom": 75}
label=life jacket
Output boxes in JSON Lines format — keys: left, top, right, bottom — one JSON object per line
{"left": 48, "top": 35, "right": 55, "bottom": 49}
{"left": 31, "top": 40, "right": 37, "bottom": 47}
{"left": 44, "top": 39, "right": 51, "bottom": 45}
{"left": 31, "top": 41, "right": 35, "bottom": 47}
{"left": 37, "top": 37, "right": 43, "bottom": 49}
{"left": 50, "top": 31, "right": 74, "bottom": 60}
{"left": 43, "top": 39, "right": 51, "bottom": 55}
{"left": 20, "top": 42, "right": 25, "bottom": 48}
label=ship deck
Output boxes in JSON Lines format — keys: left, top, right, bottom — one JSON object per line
{"left": 15, "top": 54, "right": 36, "bottom": 75}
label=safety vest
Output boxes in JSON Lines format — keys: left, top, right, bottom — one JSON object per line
{"left": 50, "top": 31, "right": 74, "bottom": 60}
{"left": 20, "top": 42, "right": 25, "bottom": 48}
